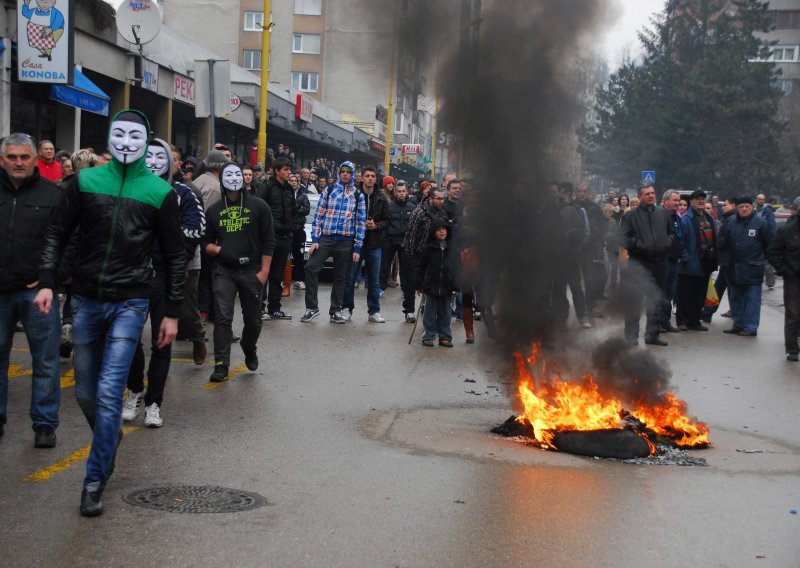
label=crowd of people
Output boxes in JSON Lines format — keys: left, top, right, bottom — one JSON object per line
{"left": 0, "top": 114, "right": 469, "bottom": 517}
{"left": 2, "top": 111, "right": 800, "bottom": 518}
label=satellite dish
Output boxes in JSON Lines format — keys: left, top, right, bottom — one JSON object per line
{"left": 116, "top": 0, "right": 163, "bottom": 46}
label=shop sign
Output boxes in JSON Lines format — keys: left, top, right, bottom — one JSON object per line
{"left": 230, "top": 92, "right": 241, "bottom": 112}
{"left": 295, "top": 93, "right": 313, "bottom": 122}
{"left": 375, "top": 104, "right": 388, "bottom": 124}
{"left": 173, "top": 74, "right": 195, "bottom": 105}
{"left": 437, "top": 131, "right": 455, "bottom": 147}
{"left": 373, "top": 120, "right": 386, "bottom": 141}
{"left": 370, "top": 139, "right": 385, "bottom": 152}
{"left": 142, "top": 59, "right": 158, "bottom": 92}
{"left": 17, "top": 0, "right": 74, "bottom": 84}
{"left": 401, "top": 144, "right": 420, "bottom": 155}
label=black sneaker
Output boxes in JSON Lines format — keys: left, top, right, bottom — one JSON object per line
{"left": 300, "top": 308, "right": 320, "bottom": 323}
{"left": 269, "top": 310, "right": 292, "bottom": 320}
{"left": 330, "top": 311, "right": 347, "bottom": 324}
{"left": 473, "top": 310, "right": 483, "bottom": 321}
{"left": 232, "top": 335, "right": 241, "bottom": 343}
{"left": 787, "top": 353, "right": 799, "bottom": 362}
{"left": 33, "top": 424, "right": 56, "bottom": 448}
{"left": 686, "top": 324, "right": 709, "bottom": 332}
{"left": 645, "top": 336, "right": 669, "bottom": 346}
{"left": 723, "top": 327, "right": 743, "bottom": 334}
{"left": 80, "top": 484, "right": 104, "bottom": 517}
{"left": 721, "top": 310, "right": 732, "bottom": 318}
{"left": 210, "top": 364, "right": 229, "bottom": 383}
{"left": 404, "top": 313, "right": 416, "bottom": 323}
{"left": 244, "top": 350, "right": 258, "bottom": 371}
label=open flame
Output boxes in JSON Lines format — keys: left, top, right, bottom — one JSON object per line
{"left": 513, "top": 344, "right": 709, "bottom": 454}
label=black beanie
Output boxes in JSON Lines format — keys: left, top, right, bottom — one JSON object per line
{"left": 113, "top": 110, "right": 149, "bottom": 128}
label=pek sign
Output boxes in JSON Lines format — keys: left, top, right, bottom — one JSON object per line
{"left": 17, "top": 0, "right": 74, "bottom": 84}
{"left": 173, "top": 74, "right": 194, "bottom": 105}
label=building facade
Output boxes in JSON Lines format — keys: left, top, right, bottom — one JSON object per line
{"left": 163, "top": 0, "right": 432, "bottom": 178}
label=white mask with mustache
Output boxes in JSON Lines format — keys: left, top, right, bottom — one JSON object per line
{"left": 109, "top": 120, "right": 148, "bottom": 164}
{"left": 146, "top": 145, "right": 169, "bottom": 177}
{"left": 221, "top": 164, "right": 244, "bottom": 191}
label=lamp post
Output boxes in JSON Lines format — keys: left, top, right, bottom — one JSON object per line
{"left": 257, "top": 0, "right": 273, "bottom": 167}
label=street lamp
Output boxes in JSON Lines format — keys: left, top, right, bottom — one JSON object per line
{"left": 257, "top": 1, "right": 274, "bottom": 167}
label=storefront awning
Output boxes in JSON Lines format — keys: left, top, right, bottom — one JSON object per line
{"left": 50, "top": 68, "right": 110, "bottom": 116}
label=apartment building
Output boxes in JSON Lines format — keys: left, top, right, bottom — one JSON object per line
{"left": 162, "top": 0, "right": 430, "bottom": 175}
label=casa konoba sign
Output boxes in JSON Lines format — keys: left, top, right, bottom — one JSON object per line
{"left": 17, "top": 0, "right": 74, "bottom": 84}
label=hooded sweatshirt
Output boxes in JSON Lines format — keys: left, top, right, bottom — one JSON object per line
{"left": 148, "top": 138, "right": 206, "bottom": 270}
{"left": 310, "top": 161, "right": 367, "bottom": 253}
{"left": 39, "top": 109, "right": 187, "bottom": 316}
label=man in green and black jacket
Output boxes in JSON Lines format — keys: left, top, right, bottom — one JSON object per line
{"left": 34, "top": 109, "right": 186, "bottom": 517}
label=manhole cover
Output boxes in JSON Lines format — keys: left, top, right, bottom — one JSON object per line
{"left": 123, "top": 485, "right": 268, "bottom": 514}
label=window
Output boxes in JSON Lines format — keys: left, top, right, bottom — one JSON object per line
{"left": 774, "top": 10, "right": 800, "bottom": 29}
{"left": 244, "top": 11, "right": 263, "bottom": 31}
{"left": 291, "top": 71, "right": 319, "bottom": 92}
{"left": 393, "top": 111, "right": 408, "bottom": 135}
{"left": 243, "top": 50, "right": 262, "bottom": 70}
{"left": 771, "top": 46, "right": 799, "bottom": 62}
{"left": 292, "top": 34, "right": 321, "bottom": 54}
{"left": 294, "top": 0, "right": 322, "bottom": 16}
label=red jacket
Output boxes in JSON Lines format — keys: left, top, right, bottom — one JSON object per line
{"left": 37, "top": 159, "right": 62, "bottom": 182}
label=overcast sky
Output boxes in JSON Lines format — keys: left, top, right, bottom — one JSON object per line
{"left": 105, "top": 0, "right": 665, "bottom": 69}
{"left": 603, "top": 0, "right": 665, "bottom": 68}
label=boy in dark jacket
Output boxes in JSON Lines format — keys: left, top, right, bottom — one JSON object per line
{"left": 416, "top": 224, "right": 459, "bottom": 347}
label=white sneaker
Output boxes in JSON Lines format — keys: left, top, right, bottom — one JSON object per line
{"left": 579, "top": 317, "right": 592, "bottom": 329}
{"left": 121, "top": 390, "right": 144, "bottom": 422}
{"left": 369, "top": 312, "right": 386, "bottom": 323}
{"left": 293, "top": 281, "right": 306, "bottom": 290}
{"left": 342, "top": 310, "right": 352, "bottom": 322}
{"left": 144, "top": 403, "right": 163, "bottom": 428}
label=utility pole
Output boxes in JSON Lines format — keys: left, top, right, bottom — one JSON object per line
{"left": 384, "top": 2, "right": 399, "bottom": 175}
{"left": 208, "top": 59, "right": 216, "bottom": 146}
{"left": 257, "top": 0, "right": 273, "bottom": 166}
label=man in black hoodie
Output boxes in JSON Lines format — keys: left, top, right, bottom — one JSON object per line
{"left": 254, "top": 157, "right": 296, "bottom": 320}
{"left": 203, "top": 162, "right": 275, "bottom": 382}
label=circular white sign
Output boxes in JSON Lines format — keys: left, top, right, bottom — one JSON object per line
{"left": 116, "top": 0, "right": 163, "bottom": 45}
{"left": 231, "top": 93, "right": 241, "bottom": 112}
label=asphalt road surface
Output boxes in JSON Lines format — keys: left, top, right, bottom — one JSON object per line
{"left": 1, "top": 281, "right": 798, "bottom": 567}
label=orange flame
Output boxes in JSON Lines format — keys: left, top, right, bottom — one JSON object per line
{"left": 513, "top": 345, "right": 709, "bottom": 452}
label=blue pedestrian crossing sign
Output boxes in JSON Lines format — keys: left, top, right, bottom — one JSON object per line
{"left": 642, "top": 171, "right": 656, "bottom": 185}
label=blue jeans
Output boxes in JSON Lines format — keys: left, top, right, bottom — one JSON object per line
{"left": 71, "top": 295, "right": 149, "bottom": 488}
{"left": 729, "top": 284, "right": 762, "bottom": 333}
{"left": 422, "top": 295, "right": 452, "bottom": 341}
{"left": 0, "top": 288, "right": 61, "bottom": 428}
{"left": 344, "top": 247, "right": 382, "bottom": 315}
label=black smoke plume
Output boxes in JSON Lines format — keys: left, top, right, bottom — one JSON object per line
{"left": 395, "top": 1, "right": 678, "bottom": 401}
